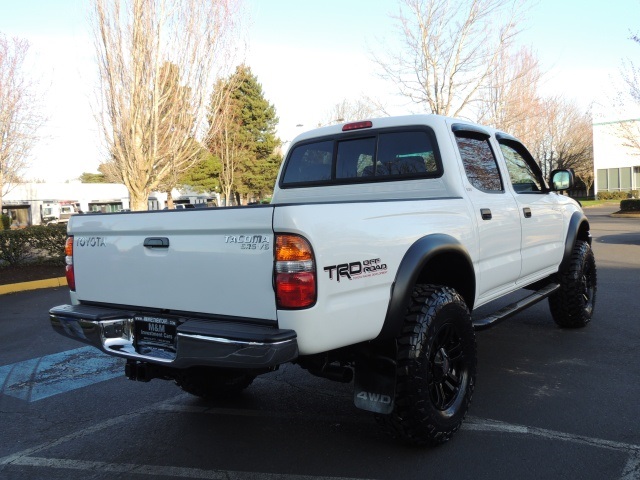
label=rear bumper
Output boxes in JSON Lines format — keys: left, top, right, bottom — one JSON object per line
{"left": 49, "top": 304, "right": 298, "bottom": 369}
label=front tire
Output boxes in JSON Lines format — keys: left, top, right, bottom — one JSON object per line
{"left": 549, "top": 240, "right": 597, "bottom": 328}
{"left": 378, "top": 284, "right": 477, "bottom": 446}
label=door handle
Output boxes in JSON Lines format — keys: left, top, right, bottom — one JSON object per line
{"left": 480, "top": 208, "right": 492, "bottom": 220}
{"left": 523, "top": 207, "right": 532, "bottom": 218}
{"left": 144, "top": 237, "right": 170, "bottom": 248}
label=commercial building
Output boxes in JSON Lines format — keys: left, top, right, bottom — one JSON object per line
{"left": 593, "top": 118, "right": 640, "bottom": 196}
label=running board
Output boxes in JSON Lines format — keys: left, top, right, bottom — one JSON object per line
{"left": 472, "top": 282, "right": 560, "bottom": 331}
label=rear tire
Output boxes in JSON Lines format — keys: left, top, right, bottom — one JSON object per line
{"left": 377, "top": 284, "right": 477, "bottom": 446}
{"left": 549, "top": 240, "right": 597, "bottom": 328}
{"left": 176, "top": 367, "right": 255, "bottom": 399}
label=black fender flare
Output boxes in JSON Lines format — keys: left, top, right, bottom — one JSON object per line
{"left": 560, "top": 211, "right": 591, "bottom": 272}
{"left": 376, "top": 233, "right": 475, "bottom": 342}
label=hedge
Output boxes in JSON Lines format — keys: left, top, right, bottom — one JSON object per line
{"left": 0, "top": 224, "right": 67, "bottom": 267}
{"left": 596, "top": 190, "right": 637, "bottom": 201}
{"left": 1, "top": 214, "right": 10, "bottom": 230}
{"left": 620, "top": 199, "right": 640, "bottom": 212}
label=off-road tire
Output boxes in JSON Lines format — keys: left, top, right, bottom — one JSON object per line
{"left": 176, "top": 367, "right": 255, "bottom": 399}
{"left": 377, "top": 284, "right": 477, "bottom": 446}
{"left": 549, "top": 240, "right": 597, "bottom": 328}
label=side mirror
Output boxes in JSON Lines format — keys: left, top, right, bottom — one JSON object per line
{"left": 550, "top": 169, "right": 574, "bottom": 191}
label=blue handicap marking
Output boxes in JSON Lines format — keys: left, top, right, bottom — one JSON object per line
{"left": 0, "top": 346, "right": 123, "bottom": 402}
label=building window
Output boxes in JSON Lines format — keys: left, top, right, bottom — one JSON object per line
{"left": 608, "top": 168, "right": 620, "bottom": 190}
{"left": 621, "top": 167, "right": 632, "bottom": 190}
{"left": 597, "top": 169, "right": 608, "bottom": 190}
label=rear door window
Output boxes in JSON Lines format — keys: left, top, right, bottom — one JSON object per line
{"left": 455, "top": 133, "right": 503, "bottom": 192}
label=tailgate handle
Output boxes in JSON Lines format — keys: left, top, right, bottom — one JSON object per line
{"left": 144, "top": 237, "right": 170, "bottom": 248}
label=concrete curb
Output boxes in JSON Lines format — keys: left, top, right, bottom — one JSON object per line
{"left": 611, "top": 213, "right": 640, "bottom": 218}
{"left": 0, "top": 277, "right": 67, "bottom": 296}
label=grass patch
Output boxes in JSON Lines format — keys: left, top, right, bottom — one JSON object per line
{"left": 578, "top": 199, "right": 619, "bottom": 208}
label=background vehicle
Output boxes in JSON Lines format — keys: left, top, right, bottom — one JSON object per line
{"left": 41, "top": 201, "right": 79, "bottom": 224}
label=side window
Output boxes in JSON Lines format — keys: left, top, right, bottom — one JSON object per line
{"left": 455, "top": 134, "right": 503, "bottom": 192}
{"left": 499, "top": 143, "right": 543, "bottom": 193}
{"left": 376, "top": 131, "right": 438, "bottom": 177}
{"left": 281, "top": 141, "right": 333, "bottom": 185}
{"left": 336, "top": 137, "right": 376, "bottom": 179}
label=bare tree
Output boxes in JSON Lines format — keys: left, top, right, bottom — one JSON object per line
{"left": 209, "top": 95, "right": 246, "bottom": 206}
{"left": 531, "top": 97, "right": 593, "bottom": 180}
{"left": 373, "top": 0, "right": 523, "bottom": 118}
{"left": 478, "top": 46, "right": 544, "bottom": 141}
{"left": 615, "top": 34, "right": 640, "bottom": 155}
{"left": 92, "top": 0, "right": 241, "bottom": 210}
{"left": 320, "top": 97, "right": 385, "bottom": 125}
{"left": 0, "top": 34, "right": 44, "bottom": 213}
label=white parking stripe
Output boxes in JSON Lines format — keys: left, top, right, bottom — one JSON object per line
{"left": 2, "top": 396, "right": 638, "bottom": 480}
{"left": 8, "top": 457, "right": 227, "bottom": 479}
{"left": 0, "top": 395, "right": 186, "bottom": 467}
{"left": 621, "top": 452, "right": 640, "bottom": 480}
{"left": 8, "top": 456, "right": 368, "bottom": 480}
{"left": 464, "top": 417, "right": 640, "bottom": 480}
{"left": 465, "top": 417, "right": 640, "bottom": 453}
{"left": 0, "top": 394, "right": 372, "bottom": 480}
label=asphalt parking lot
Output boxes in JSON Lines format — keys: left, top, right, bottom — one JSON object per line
{"left": 0, "top": 205, "right": 639, "bottom": 480}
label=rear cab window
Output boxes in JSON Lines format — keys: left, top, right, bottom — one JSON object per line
{"left": 281, "top": 128, "right": 442, "bottom": 187}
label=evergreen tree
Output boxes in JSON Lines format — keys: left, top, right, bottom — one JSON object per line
{"left": 79, "top": 172, "right": 108, "bottom": 183}
{"left": 207, "top": 65, "right": 281, "bottom": 204}
{"left": 180, "top": 152, "right": 221, "bottom": 193}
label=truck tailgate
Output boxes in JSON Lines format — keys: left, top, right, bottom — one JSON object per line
{"left": 70, "top": 207, "right": 277, "bottom": 321}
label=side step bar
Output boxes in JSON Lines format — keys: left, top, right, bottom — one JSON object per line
{"left": 472, "top": 282, "right": 560, "bottom": 331}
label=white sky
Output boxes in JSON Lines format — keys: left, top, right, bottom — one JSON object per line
{"left": 0, "top": 0, "right": 639, "bottom": 182}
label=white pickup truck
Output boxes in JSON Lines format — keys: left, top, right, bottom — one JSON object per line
{"left": 50, "top": 114, "right": 596, "bottom": 446}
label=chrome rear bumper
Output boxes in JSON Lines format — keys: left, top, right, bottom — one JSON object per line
{"left": 49, "top": 304, "right": 298, "bottom": 369}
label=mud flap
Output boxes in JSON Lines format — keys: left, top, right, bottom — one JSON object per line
{"left": 353, "top": 354, "right": 396, "bottom": 415}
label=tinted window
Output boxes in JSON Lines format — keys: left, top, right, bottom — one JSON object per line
{"left": 455, "top": 135, "right": 503, "bottom": 192}
{"left": 376, "top": 131, "right": 438, "bottom": 176}
{"left": 281, "top": 141, "right": 333, "bottom": 184}
{"left": 336, "top": 137, "right": 376, "bottom": 179}
{"left": 500, "top": 143, "right": 542, "bottom": 193}
{"left": 281, "top": 128, "right": 441, "bottom": 187}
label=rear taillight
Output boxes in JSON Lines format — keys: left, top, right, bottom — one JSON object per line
{"left": 65, "top": 236, "right": 75, "bottom": 291}
{"left": 275, "top": 234, "right": 316, "bottom": 309}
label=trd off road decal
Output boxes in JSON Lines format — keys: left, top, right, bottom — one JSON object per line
{"left": 324, "top": 258, "right": 388, "bottom": 282}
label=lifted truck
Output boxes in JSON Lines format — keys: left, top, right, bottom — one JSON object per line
{"left": 50, "top": 114, "right": 596, "bottom": 446}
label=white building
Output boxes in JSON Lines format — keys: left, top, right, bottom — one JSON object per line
{"left": 593, "top": 118, "right": 640, "bottom": 195}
